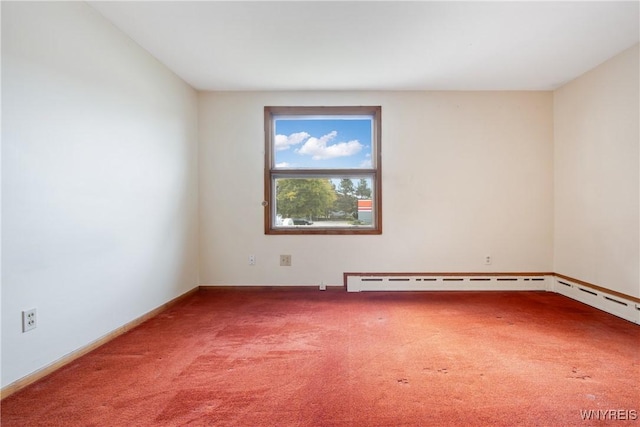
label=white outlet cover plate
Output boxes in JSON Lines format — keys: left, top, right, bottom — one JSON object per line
{"left": 22, "top": 309, "right": 37, "bottom": 332}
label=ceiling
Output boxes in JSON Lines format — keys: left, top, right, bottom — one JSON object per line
{"left": 89, "top": 1, "right": 639, "bottom": 91}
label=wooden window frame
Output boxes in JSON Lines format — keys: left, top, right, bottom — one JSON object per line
{"left": 264, "top": 106, "right": 382, "bottom": 235}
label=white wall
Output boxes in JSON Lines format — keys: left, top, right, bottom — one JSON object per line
{"left": 1, "top": 2, "right": 199, "bottom": 387}
{"left": 199, "top": 91, "right": 553, "bottom": 286}
{"left": 554, "top": 44, "right": 639, "bottom": 298}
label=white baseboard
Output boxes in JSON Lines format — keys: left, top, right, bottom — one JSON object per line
{"left": 346, "top": 274, "right": 550, "bottom": 292}
{"left": 552, "top": 277, "right": 640, "bottom": 324}
{"left": 346, "top": 272, "right": 639, "bottom": 325}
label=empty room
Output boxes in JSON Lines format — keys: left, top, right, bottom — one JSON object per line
{"left": 1, "top": 1, "right": 638, "bottom": 426}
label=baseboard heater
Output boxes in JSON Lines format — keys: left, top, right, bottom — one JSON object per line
{"left": 346, "top": 273, "right": 550, "bottom": 292}
{"left": 552, "top": 277, "right": 640, "bottom": 324}
{"left": 345, "top": 272, "right": 640, "bottom": 325}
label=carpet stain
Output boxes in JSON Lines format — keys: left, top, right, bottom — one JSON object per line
{"left": 421, "top": 367, "right": 449, "bottom": 374}
{"left": 569, "top": 367, "right": 592, "bottom": 380}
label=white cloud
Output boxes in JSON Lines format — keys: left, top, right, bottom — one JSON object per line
{"left": 297, "top": 131, "right": 363, "bottom": 160}
{"left": 275, "top": 132, "right": 310, "bottom": 151}
{"left": 275, "top": 162, "right": 290, "bottom": 168}
{"left": 359, "top": 152, "right": 372, "bottom": 168}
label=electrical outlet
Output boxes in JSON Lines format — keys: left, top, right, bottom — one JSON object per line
{"left": 485, "top": 255, "right": 492, "bottom": 265}
{"left": 22, "top": 309, "right": 37, "bottom": 332}
{"left": 280, "top": 254, "right": 291, "bottom": 266}
{"left": 248, "top": 255, "right": 256, "bottom": 265}
{"left": 319, "top": 282, "right": 326, "bottom": 291}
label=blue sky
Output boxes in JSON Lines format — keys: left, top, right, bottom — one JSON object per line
{"left": 274, "top": 118, "right": 372, "bottom": 169}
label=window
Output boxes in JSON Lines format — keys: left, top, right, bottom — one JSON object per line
{"left": 264, "top": 106, "right": 382, "bottom": 235}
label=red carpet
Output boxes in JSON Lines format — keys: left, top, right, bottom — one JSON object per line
{"left": 2, "top": 289, "right": 639, "bottom": 426}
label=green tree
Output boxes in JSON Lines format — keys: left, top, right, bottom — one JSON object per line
{"left": 355, "top": 178, "right": 372, "bottom": 200}
{"left": 276, "top": 178, "right": 336, "bottom": 219}
{"left": 334, "top": 178, "right": 357, "bottom": 217}
{"left": 338, "top": 178, "right": 355, "bottom": 197}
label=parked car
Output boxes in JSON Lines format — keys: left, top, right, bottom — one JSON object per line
{"left": 329, "top": 211, "right": 347, "bottom": 219}
{"left": 293, "top": 218, "right": 313, "bottom": 225}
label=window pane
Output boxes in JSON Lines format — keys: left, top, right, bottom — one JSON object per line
{"left": 273, "top": 117, "right": 374, "bottom": 169}
{"left": 273, "top": 177, "right": 375, "bottom": 228}
{"left": 265, "top": 106, "right": 381, "bottom": 235}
